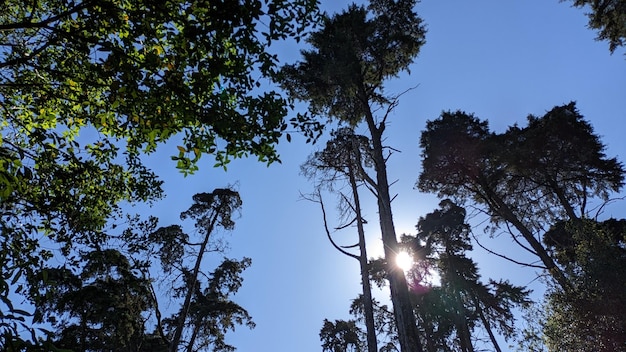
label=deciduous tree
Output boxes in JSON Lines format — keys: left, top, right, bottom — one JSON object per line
{"left": 0, "top": 0, "right": 320, "bottom": 344}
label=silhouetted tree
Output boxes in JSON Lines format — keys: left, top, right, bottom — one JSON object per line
{"left": 405, "top": 200, "right": 529, "bottom": 352}
{"left": 30, "top": 249, "right": 151, "bottom": 352}
{"left": 28, "top": 189, "right": 253, "bottom": 352}
{"left": 418, "top": 102, "right": 624, "bottom": 292}
{"left": 303, "top": 127, "right": 378, "bottom": 352}
{"left": 281, "top": 1, "right": 427, "bottom": 350}
{"left": 320, "top": 319, "right": 366, "bottom": 352}
{"left": 149, "top": 189, "right": 252, "bottom": 352}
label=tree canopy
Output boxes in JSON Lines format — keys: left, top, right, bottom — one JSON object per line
{"left": 22, "top": 189, "right": 252, "bottom": 352}
{"left": 418, "top": 102, "right": 624, "bottom": 290}
{"left": 542, "top": 218, "right": 626, "bottom": 351}
{"left": 0, "top": 1, "right": 320, "bottom": 346}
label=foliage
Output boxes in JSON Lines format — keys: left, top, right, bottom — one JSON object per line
{"left": 349, "top": 295, "right": 400, "bottom": 351}
{"left": 30, "top": 249, "right": 152, "bottom": 351}
{"left": 405, "top": 200, "right": 530, "bottom": 352}
{"left": 320, "top": 319, "right": 365, "bottom": 352}
{"left": 5, "top": 189, "right": 253, "bottom": 351}
{"left": 164, "top": 257, "right": 254, "bottom": 352}
{"left": 302, "top": 127, "right": 379, "bottom": 352}
{"left": 301, "top": 127, "right": 375, "bottom": 189}
{"left": 417, "top": 102, "right": 624, "bottom": 290}
{"left": 147, "top": 188, "right": 251, "bottom": 352}
{"left": 542, "top": 218, "right": 626, "bottom": 351}
{"left": 280, "top": 0, "right": 425, "bottom": 124}
{"left": 566, "top": 0, "right": 626, "bottom": 52}
{"left": 0, "top": 0, "right": 320, "bottom": 345}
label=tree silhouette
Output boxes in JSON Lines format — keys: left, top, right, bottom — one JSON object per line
{"left": 280, "top": 1, "right": 426, "bottom": 350}
{"left": 303, "top": 127, "right": 378, "bottom": 352}
{"left": 418, "top": 102, "right": 624, "bottom": 292}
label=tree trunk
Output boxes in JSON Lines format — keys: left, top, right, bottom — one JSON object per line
{"left": 348, "top": 162, "right": 378, "bottom": 352}
{"left": 452, "top": 290, "right": 474, "bottom": 352}
{"left": 169, "top": 211, "right": 219, "bottom": 352}
{"left": 362, "top": 101, "right": 423, "bottom": 352}
{"left": 478, "top": 180, "right": 572, "bottom": 293}
{"left": 473, "top": 295, "right": 502, "bottom": 352}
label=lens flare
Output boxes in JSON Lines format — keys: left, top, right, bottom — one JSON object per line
{"left": 395, "top": 251, "right": 414, "bottom": 272}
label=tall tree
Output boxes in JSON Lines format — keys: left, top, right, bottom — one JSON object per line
{"left": 280, "top": 1, "right": 427, "bottom": 350}
{"left": 407, "top": 200, "right": 529, "bottom": 352}
{"left": 28, "top": 189, "right": 253, "bottom": 352}
{"left": 417, "top": 102, "right": 624, "bottom": 291}
{"left": 0, "top": 0, "right": 320, "bottom": 344}
{"left": 303, "top": 127, "right": 378, "bottom": 352}
{"left": 147, "top": 189, "right": 251, "bottom": 352}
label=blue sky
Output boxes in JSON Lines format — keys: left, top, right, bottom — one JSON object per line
{"left": 142, "top": 1, "right": 626, "bottom": 350}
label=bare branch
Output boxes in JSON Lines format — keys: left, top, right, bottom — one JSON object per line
{"left": 505, "top": 222, "right": 538, "bottom": 256}
{"left": 301, "top": 191, "right": 360, "bottom": 260}
{"left": 471, "top": 231, "right": 547, "bottom": 269}
{"left": 592, "top": 196, "right": 626, "bottom": 220}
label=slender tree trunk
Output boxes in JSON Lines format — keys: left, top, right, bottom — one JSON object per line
{"left": 472, "top": 295, "right": 502, "bottom": 352}
{"left": 478, "top": 180, "right": 572, "bottom": 292}
{"left": 186, "top": 318, "right": 201, "bottom": 352}
{"left": 452, "top": 290, "right": 473, "bottom": 352}
{"left": 547, "top": 178, "right": 579, "bottom": 220}
{"left": 169, "top": 211, "right": 219, "bottom": 352}
{"left": 348, "top": 162, "right": 378, "bottom": 352}
{"left": 362, "top": 100, "right": 423, "bottom": 352}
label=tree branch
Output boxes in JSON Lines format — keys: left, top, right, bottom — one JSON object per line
{"left": 302, "top": 191, "right": 359, "bottom": 260}
{"left": 471, "top": 231, "right": 546, "bottom": 269}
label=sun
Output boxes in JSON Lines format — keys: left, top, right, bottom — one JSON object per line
{"left": 395, "top": 251, "right": 414, "bottom": 272}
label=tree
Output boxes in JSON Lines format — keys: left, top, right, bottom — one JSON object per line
{"left": 0, "top": 0, "right": 320, "bottom": 345}
{"left": 349, "top": 295, "right": 403, "bottom": 352}
{"left": 402, "top": 200, "right": 529, "bottom": 352}
{"left": 320, "top": 319, "right": 366, "bottom": 352}
{"left": 302, "top": 127, "right": 378, "bottom": 352}
{"left": 280, "top": 1, "right": 427, "bottom": 350}
{"left": 565, "top": 0, "right": 626, "bottom": 53}
{"left": 26, "top": 189, "right": 253, "bottom": 352}
{"left": 417, "top": 102, "right": 624, "bottom": 292}
{"left": 542, "top": 218, "right": 626, "bottom": 351}
{"left": 147, "top": 189, "right": 252, "bottom": 352}
{"left": 29, "top": 249, "right": 152, "bottom": 352}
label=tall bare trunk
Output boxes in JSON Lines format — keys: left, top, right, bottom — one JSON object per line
{"left": 169, "top": 212, "right": 219, "bottom": 352}
{"left": 363, "top": 103, "right": 423, "bottom": 352}
{"left": 348, "top": 162, "right": 378, "bottom": 352}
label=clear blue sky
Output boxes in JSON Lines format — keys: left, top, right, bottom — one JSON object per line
{"left": 142, "top": 1, "right": 626, "bottom": 350}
